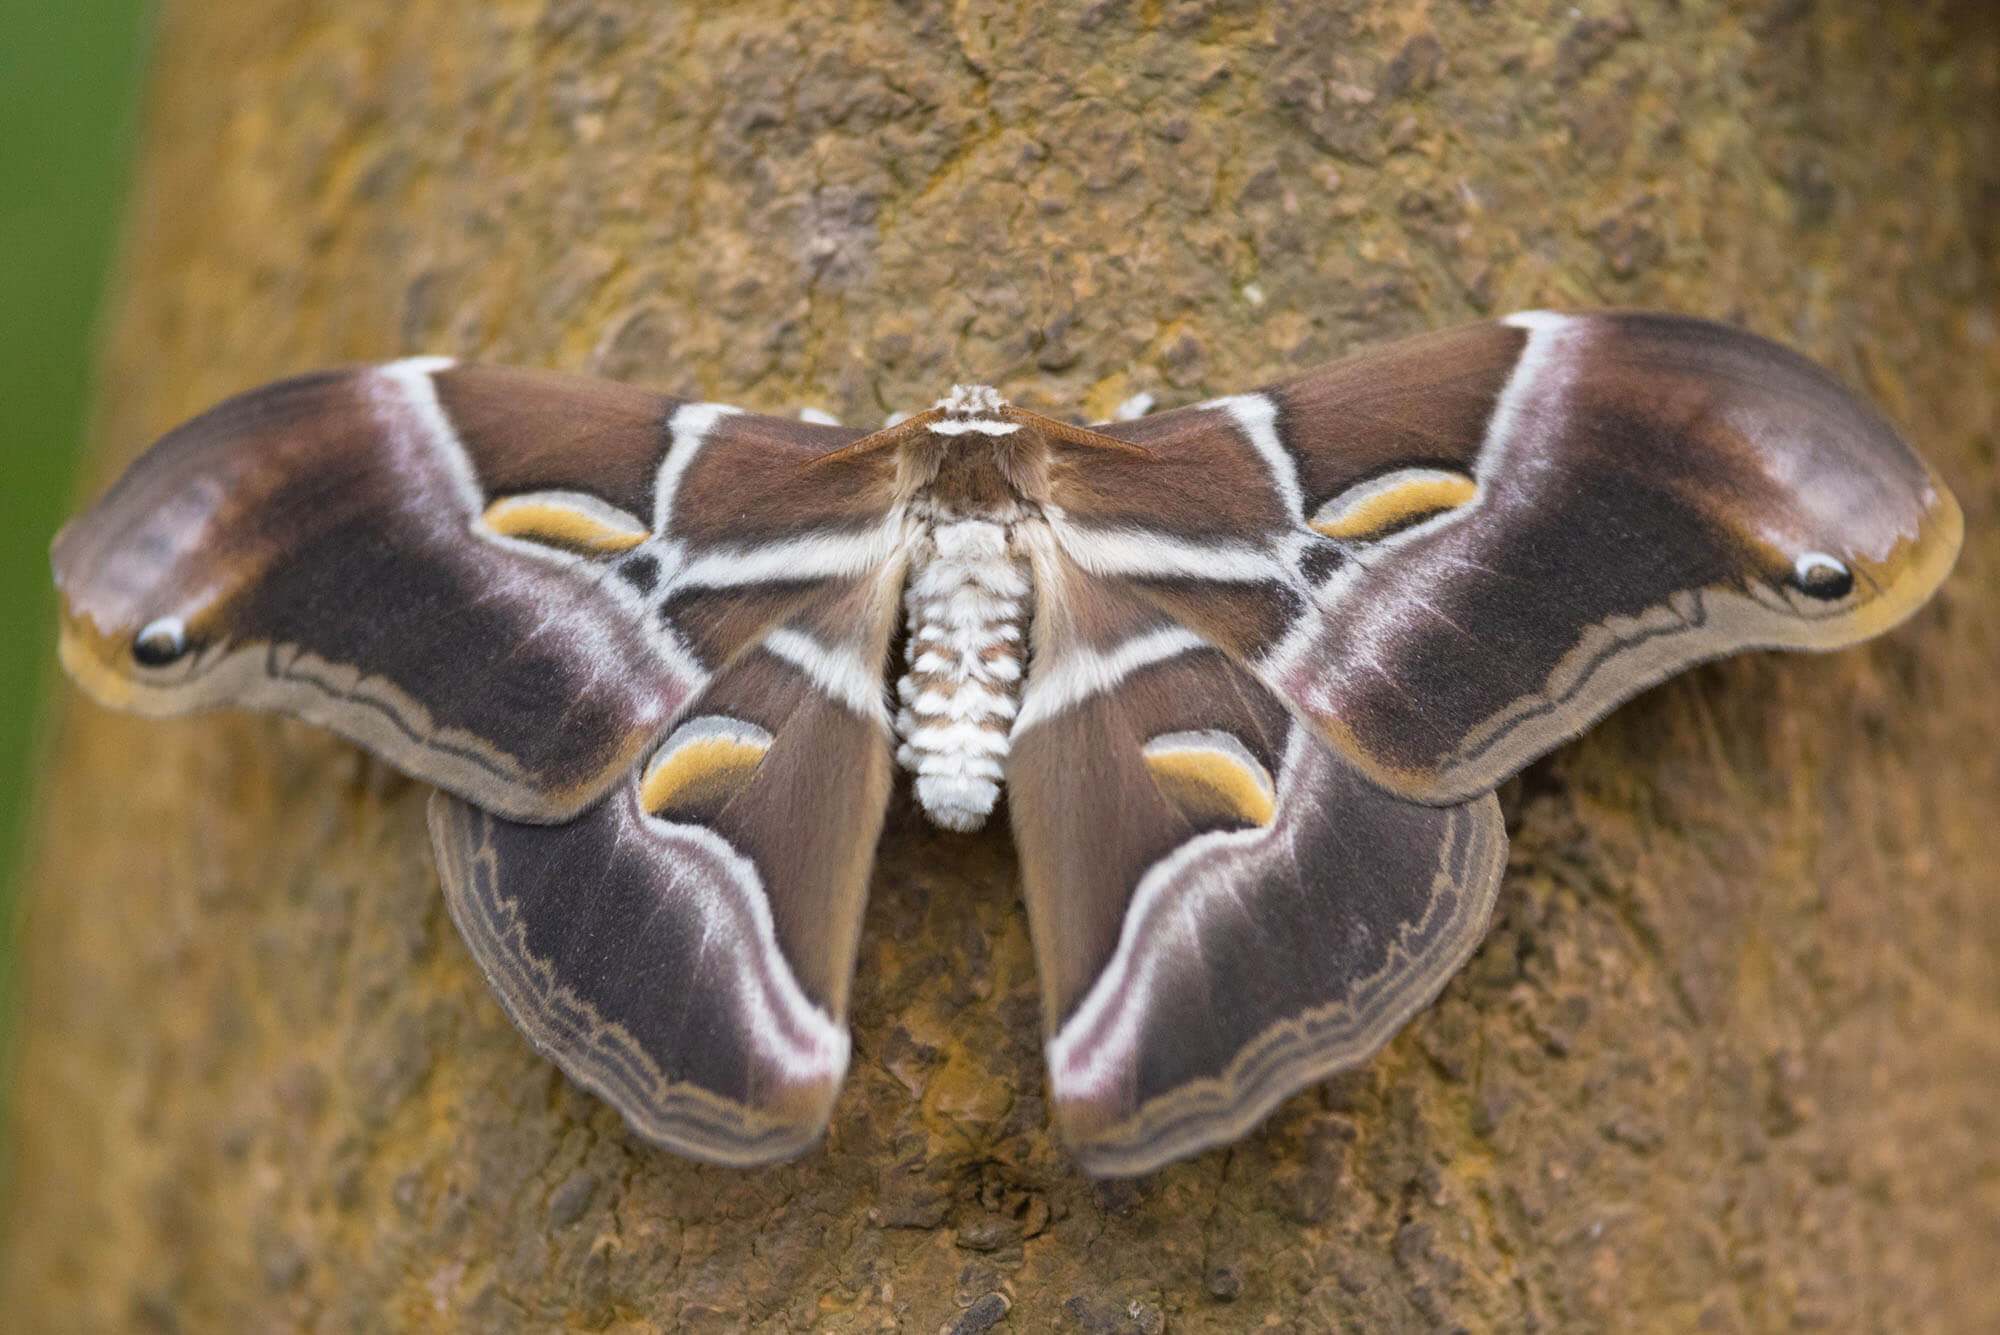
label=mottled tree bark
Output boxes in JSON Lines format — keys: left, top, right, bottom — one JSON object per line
{"left": 6, "top": 2, "right": 1997, "bottom": 1330}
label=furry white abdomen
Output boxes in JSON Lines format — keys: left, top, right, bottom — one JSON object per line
{"left": 894, "top": 519, "right": 1029, "bottom": 831}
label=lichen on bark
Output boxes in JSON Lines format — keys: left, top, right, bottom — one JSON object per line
{"left": 5, "top": 1, "right": 1998, "bottom": 1331}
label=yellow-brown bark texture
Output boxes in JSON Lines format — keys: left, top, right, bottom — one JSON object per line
{"left": 6, "top": 1, "right": 1998, "bottom": 1330}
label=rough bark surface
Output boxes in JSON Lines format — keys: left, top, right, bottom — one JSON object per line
{"left": 5, "top": 2, "right": 1997, "bottom": 1330}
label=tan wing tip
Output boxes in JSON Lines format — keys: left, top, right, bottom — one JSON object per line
{"left": 55, "top": 609, "right": 176, "bottom": 715}
{"left": 56, "top": 621, "right": 133, "bottom": 709}
{"left": 1834, "top": 472, "right": 1963, "bottom": 646}
{"left": 50, "top": 521, "right": 220, "bottom": 717}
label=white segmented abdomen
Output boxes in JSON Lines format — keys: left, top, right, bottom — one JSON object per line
{"left": 894, "top": 519, "right": 1030, "bottom": 831}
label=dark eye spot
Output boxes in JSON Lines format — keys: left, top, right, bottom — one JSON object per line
{"left": 1791, "top": 553, "right": 1854, "bottom": 601}
{"left": 133, "top": 617, "right": 190, "bottom": 666}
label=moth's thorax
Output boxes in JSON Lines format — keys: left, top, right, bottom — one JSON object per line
{"left": 898, "top": 384, "right": 1053, "bottom": 516}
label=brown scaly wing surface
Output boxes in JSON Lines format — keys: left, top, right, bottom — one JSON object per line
{"left": 51, "top": 359, "right": 902, "bottom": 821}
{"left": 1056, "top": 312, "right": 1961, "bottom": 805}
{"left": 429, "top": 563, "right": 906, "bottom": 1164}
{"left": 1007, "top": 546, "right": 1505, "bottom": 1175}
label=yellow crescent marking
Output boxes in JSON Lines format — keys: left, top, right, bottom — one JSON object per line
{"left": 1310, "top": 470, "right": 1478, "bottom": 541}
{"left": 482, "top": 493, "right": 649, "bottom": 554}
{"left": 640, "top": 728, "right": 773, "bottom": 817}
{"left": 1143, "top": 732, "right": 1276, "bottom": 828}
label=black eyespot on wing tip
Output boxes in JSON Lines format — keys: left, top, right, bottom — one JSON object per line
{"left": 131, "top": 617, "right": 191, "bottom": 667}
{"left": 1790, "top": 555, "right": 1855, "bottom": 601}
{"left": 1800, "top": 568, "right": 1855, "bottom": 601}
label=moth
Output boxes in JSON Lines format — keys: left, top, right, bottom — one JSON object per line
{"left": 52, "top": 311, "right": 1961, "bottom": 1175}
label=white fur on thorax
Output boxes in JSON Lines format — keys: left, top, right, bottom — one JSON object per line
{"left": 894, "top": 517, "right": 1030, "bottom": 831}
{"left": 932, "top": 384, "right": 1019, "bottom": 436}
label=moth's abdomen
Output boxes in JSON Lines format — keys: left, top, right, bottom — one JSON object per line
{"left": 894, "top": 519, "right": 1029, "bottom": 831}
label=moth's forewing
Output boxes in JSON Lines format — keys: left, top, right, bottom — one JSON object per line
{"left": 1073, "top": 312, "right": 1961, "bottom": 805}
{"left": 50, "top": 360, "right": 903, "bottom": 821}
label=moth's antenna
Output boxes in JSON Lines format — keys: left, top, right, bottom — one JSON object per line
{"left": 796, "top": 410, "right": 943, "bottom": 472}
{"left": 797, "top": 403, "right": 1155, "bottom": 473}
{"left": 1000, "top": 407, "right": 1156, "bottom": 459}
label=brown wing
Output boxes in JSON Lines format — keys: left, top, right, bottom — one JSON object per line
{"left": 1008, "top": 549, "right": 1505, "bottom": 1176}
{"left": 1054, "top": 312, "right": 1960, "bottom": 803}
{"left": 430, "top": 564, "right": 904, "bottom": 1164}
{"left": 52, "top": 359, "right": 901, "bottom": 820}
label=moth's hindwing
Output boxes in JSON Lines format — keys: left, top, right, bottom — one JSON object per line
{"left": 51, "top": 360, "right": 896, "bottom": 821}
{"left": 429, "top": 568, "right": 904, "bottom": 1165}
{"left": 1072, "top": 312, "right": 1962, "bottom": 804}
{"left": 1009, "top": 554, "right": 1506, "bottom": 1175}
